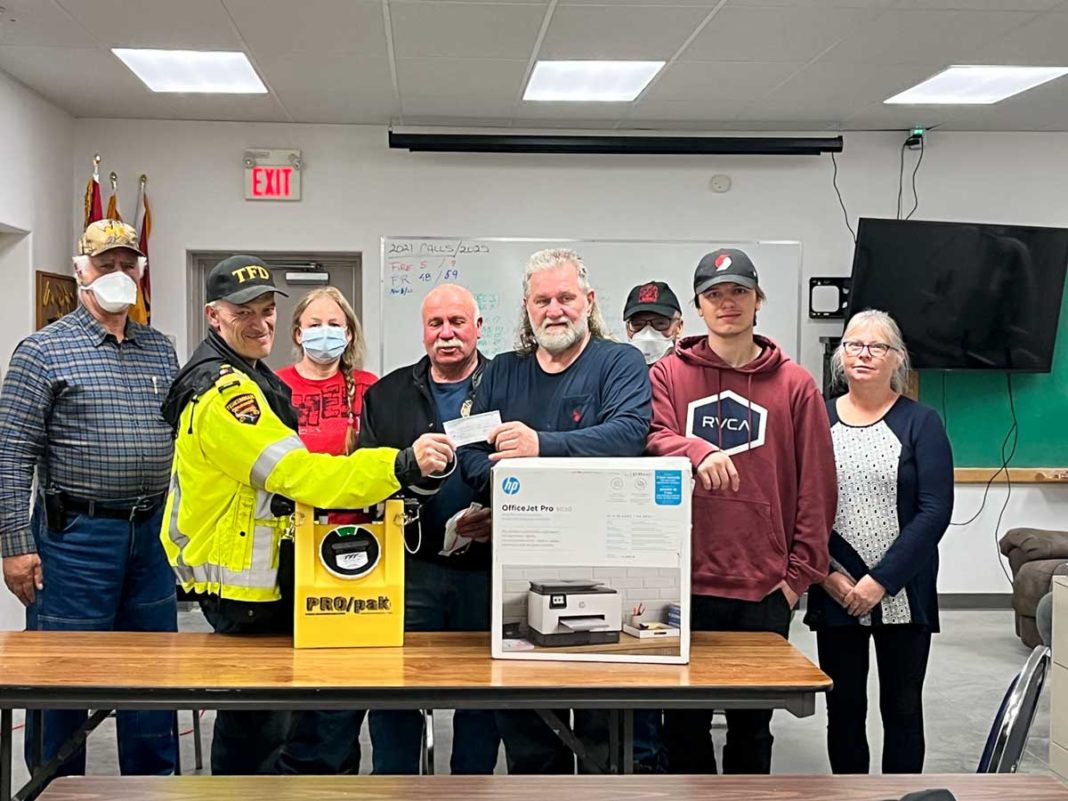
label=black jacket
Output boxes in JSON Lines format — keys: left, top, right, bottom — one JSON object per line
{"left": 359, "top": 353, "right": 489, "bottom": 567}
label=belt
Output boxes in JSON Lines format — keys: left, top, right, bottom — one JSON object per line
{"left": 61, "top": 493, "right": 165, "bottom": 521}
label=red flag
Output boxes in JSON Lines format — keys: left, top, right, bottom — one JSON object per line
{"left": 83, "top": 156, "right": 102, "bottom": 228}
{"left": 105, "top": 171, "right": 122, "bottom": 222}
{"left": 130, "top": 175, "right": 152, "bottom": 325}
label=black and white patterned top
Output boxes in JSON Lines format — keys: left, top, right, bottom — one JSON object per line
{"left": 805, "top": 395, "right": 954, "bottom": 632}
{"left": 831, "top": 418, "right": 913, "bottom": 625}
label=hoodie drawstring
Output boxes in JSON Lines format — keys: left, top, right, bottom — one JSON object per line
{"left": 747, "top": 373, "right": 753, "bottom": 452}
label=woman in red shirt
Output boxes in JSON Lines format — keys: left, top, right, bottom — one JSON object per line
{"left": 275, "top": 286, "right": 376, "bottom": 774}
{"left": 277, "top": 287, "right": 376, "bottom": 456}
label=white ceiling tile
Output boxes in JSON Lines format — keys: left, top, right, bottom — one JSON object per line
{"left": 0, "top": 0, "right": 88, "bottom": 47}
{"left": 517, "top": 116, "right": 632, "bottom": 129}
{"left": 641, "top": 60, "right": 800, "bottom": 102}
{"left": 681, "top": 6, "right": 878, "bottom": 63}
{"left": 401, "top": 95, "right": 519, "bottom": 118}
{"left": 560, "top": 1, "right": 719, "bottom": 6}
{"left": 894, "top": 0, "right": 1059, "bottom": 9}
{"left": 511, "top": 100, "right": 627, "bottom": 121}
{"left": 275, "top": 88, "right": 394, "bottom": 123}
{"left": 224, "top": 0, "right": 387, "bottom": 56}
{"left": 0, "top": 44, "right": 161, "bottom": 115}
{"left": 401, "top": 115, "right": 512, "bottom": 128}
{"left": 745, "top": 61, "right": 935, "bottom": 122}
{"left": 257, "top": 51, "right": 395, "bottom": 121}
{"left": 390, "top": 1, "right": 546, "bottom": 60}
{"left": 726, "top": 0, "right": 895, "bottom": 6}
{"left": 539, "top": 5, "right": 711, "bottom": 60}
{"left": 837, "top": 102, "right": 951, "bottom": 130}
{"left": 396, "top": 58, "right": 527, "bottom": 101}
{"left": 162, "top": 93, "right": 292, "bottom": 122}
{"left": 821, "top": 9, "right": 1037, "bottom": 64}
{"left": 975, "top": 11, "right": 1068, "bottom": 65}
{"left": 628, "top": 97, "right": 749, "bottom": 121}
{"left": 56, "top": 0, "right": 241, "bottom": 48}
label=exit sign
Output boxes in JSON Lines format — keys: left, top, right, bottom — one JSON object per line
{"left": 244, "top": 148, "right": 302, "bottom": 201}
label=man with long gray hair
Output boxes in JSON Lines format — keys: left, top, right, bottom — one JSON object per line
{"left": 460, "top": 248, "right": 652, "bottom": 773}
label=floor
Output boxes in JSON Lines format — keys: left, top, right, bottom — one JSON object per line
{"left": 5, "top": 609, "right": 1052, "bottom": 788}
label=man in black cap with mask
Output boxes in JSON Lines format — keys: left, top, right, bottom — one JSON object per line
{"left": 623, "top": 281, "right": 684, "bottom": 367}
{"left": 160, "top": 256, "right": 453, "bottom": 775}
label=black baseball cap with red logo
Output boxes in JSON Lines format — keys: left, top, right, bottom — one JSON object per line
{"left": 693, "top": 248, "right": 760, "bottom": 297}
{"left": 624, "top": 281, "right": 682, "bottom": 321}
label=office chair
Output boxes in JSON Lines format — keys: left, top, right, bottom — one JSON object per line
{"left": 977, "top": 644, "right": 1050, "bottom": 773}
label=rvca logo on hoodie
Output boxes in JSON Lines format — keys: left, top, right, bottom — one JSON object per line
{"left": 684, "top": 389, "right": 768, "bottom": 456}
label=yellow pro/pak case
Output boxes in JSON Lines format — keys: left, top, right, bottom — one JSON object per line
{"left": 293, "top": 499, "right": 406, "bottom": 648}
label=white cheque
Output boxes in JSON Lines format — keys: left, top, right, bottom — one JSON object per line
{"left": 443, "top": 410, "right": 503, "bottom": 447}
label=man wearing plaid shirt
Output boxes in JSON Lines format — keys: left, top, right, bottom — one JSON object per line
{"left": 0, "top": 220, "right": 179, "bottom": 778}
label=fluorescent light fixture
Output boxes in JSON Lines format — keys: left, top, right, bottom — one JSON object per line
{"left": 524, "top": 60, "right": 664, "bottom": 102}
{"left": 112, "top": 49, "right": 267, "bottom": 93}
{"left": 885, "top": 65, "right": 1068, "bottom": 105}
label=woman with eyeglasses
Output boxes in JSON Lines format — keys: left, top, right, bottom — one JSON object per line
{"left": 804, "top": 309, "right": 953, "bottom": 775}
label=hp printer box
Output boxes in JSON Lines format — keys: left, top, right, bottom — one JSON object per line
{"left": 491, "top": 457, "right": 691, "bottom": 664}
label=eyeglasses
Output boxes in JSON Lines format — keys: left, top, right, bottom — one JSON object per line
{"left": 627, "top": 317, "right": 675, "bottom": 333}
{"left": 842, "top": 340, "right": 896, "bottom": 359}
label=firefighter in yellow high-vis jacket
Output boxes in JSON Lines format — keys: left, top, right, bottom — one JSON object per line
{"left": 161, "top": 255, "right": 454, "bottom": 776}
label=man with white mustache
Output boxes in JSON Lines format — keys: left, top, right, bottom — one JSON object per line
{"left": 0, "top": 219, "right": 180, "bottom": 777}
{"left": 360, "top": 283, "right": 500, "bottom": 774}
{"left": 459, "top": 249, "right": 652, "bottom": 774}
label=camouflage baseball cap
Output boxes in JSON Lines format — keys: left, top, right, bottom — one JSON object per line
{"left": 78, "top": 219, "right": 144, "bottom": 258}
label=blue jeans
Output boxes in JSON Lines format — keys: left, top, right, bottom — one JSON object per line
{"left": 25, "top": 500, "right": 178, "bottom": 777}
{"left": 369, "top": 558, "right": 500, "bottom": 774}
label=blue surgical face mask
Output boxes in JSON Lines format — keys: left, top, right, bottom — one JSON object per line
{"left": 301, "top": 325, "right": 348, "bottom": 364}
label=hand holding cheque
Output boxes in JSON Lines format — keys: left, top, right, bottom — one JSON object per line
{"left": 442, "top": 410, "right": 539, "bottom": 462}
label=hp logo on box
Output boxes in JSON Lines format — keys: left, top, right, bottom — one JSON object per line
{"left": 501, "top": 476, "right": 521, "bottom": 495}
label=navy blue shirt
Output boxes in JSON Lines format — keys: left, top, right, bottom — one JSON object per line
{"left": 459, "top": 336, "right": 652, "bottom": 494}
{"left": 805, "top": 396, "right": 954, "bottom": 632}
{"left": 424, "top": 376, "right": 478, "bottom": 542}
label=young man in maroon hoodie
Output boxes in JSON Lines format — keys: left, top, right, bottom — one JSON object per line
{"left": 646, "top": 248, "right": 837, "bottom": 774}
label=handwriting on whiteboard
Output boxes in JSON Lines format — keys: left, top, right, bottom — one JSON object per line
{"left": 386, "top": 241, "right": 491, "bottom": 257}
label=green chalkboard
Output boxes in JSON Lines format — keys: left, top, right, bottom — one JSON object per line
{"left": 919, "top": 282, "right": 1068, "bottom": 468}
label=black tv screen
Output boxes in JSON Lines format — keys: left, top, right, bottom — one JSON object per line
{"left": 848, "top": 218, "right": 1068, "bottom": 372}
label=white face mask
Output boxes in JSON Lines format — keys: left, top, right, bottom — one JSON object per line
{"left": 631, "top": 327, "right": 674, "bottom": 365}
{"left": 81, "top": 271, "right": 137, "bottom": 313}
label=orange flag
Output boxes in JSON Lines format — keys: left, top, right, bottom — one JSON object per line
{"left": 129, "top": 174, "right": 152, "bottom": 326}
{"left": 105, "top": 172, "right": 122, "bottom": 222}
{"left": 83, "top": 156, "right": 103, "bottom": 229}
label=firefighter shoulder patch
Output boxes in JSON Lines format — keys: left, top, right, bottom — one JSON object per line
{"left": 225, "top": 393, "right": 261, "bottom": 425}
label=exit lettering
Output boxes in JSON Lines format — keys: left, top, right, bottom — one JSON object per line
{"left": 251, "top": 166, "right": 293, "bottom": 198}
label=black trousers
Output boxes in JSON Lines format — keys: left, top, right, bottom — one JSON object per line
{"left": 200, "top": 594, "right": 370, "bottom": 776}
{"left": 663, "top": 592, "right": 792, "bottom": 774}
{"left": 816, "top": 624, "right": 932, "bottom": 774}
{"left": 495, "top": 709, "right": 610, "bottom": 774}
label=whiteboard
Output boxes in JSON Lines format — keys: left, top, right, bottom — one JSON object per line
{"left": 380, "top": 237, "right": 802, "bottom": 373}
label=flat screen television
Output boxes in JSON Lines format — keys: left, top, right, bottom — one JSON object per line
{"left": 847, "top": 218, "right": 1068, "bottom": 372}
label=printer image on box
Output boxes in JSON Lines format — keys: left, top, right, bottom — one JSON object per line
{"left": 527, "top": 579, "right": 623, "bottom": 647}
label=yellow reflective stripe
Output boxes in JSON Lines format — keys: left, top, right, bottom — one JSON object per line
{"left": 180, "top": 562, "right": 278, "bottom": 591}
{"left": 165, "top": 473, "right": 197, "bottom": 585}
{"left": 249, "top": 435, "right": 304, "bottom": 488}
{"left": 167, "top": 474, "right": 282, "bottom": 592}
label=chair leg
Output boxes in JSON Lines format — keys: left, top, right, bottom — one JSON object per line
{"left": 421, "top": 710, "right": 435, "bottom": 775}
{"left": 192, "top": 711, "right": 203, "bottom": 771}
{"left": 172, "top": 714, "right": 181, "bottom": 776}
